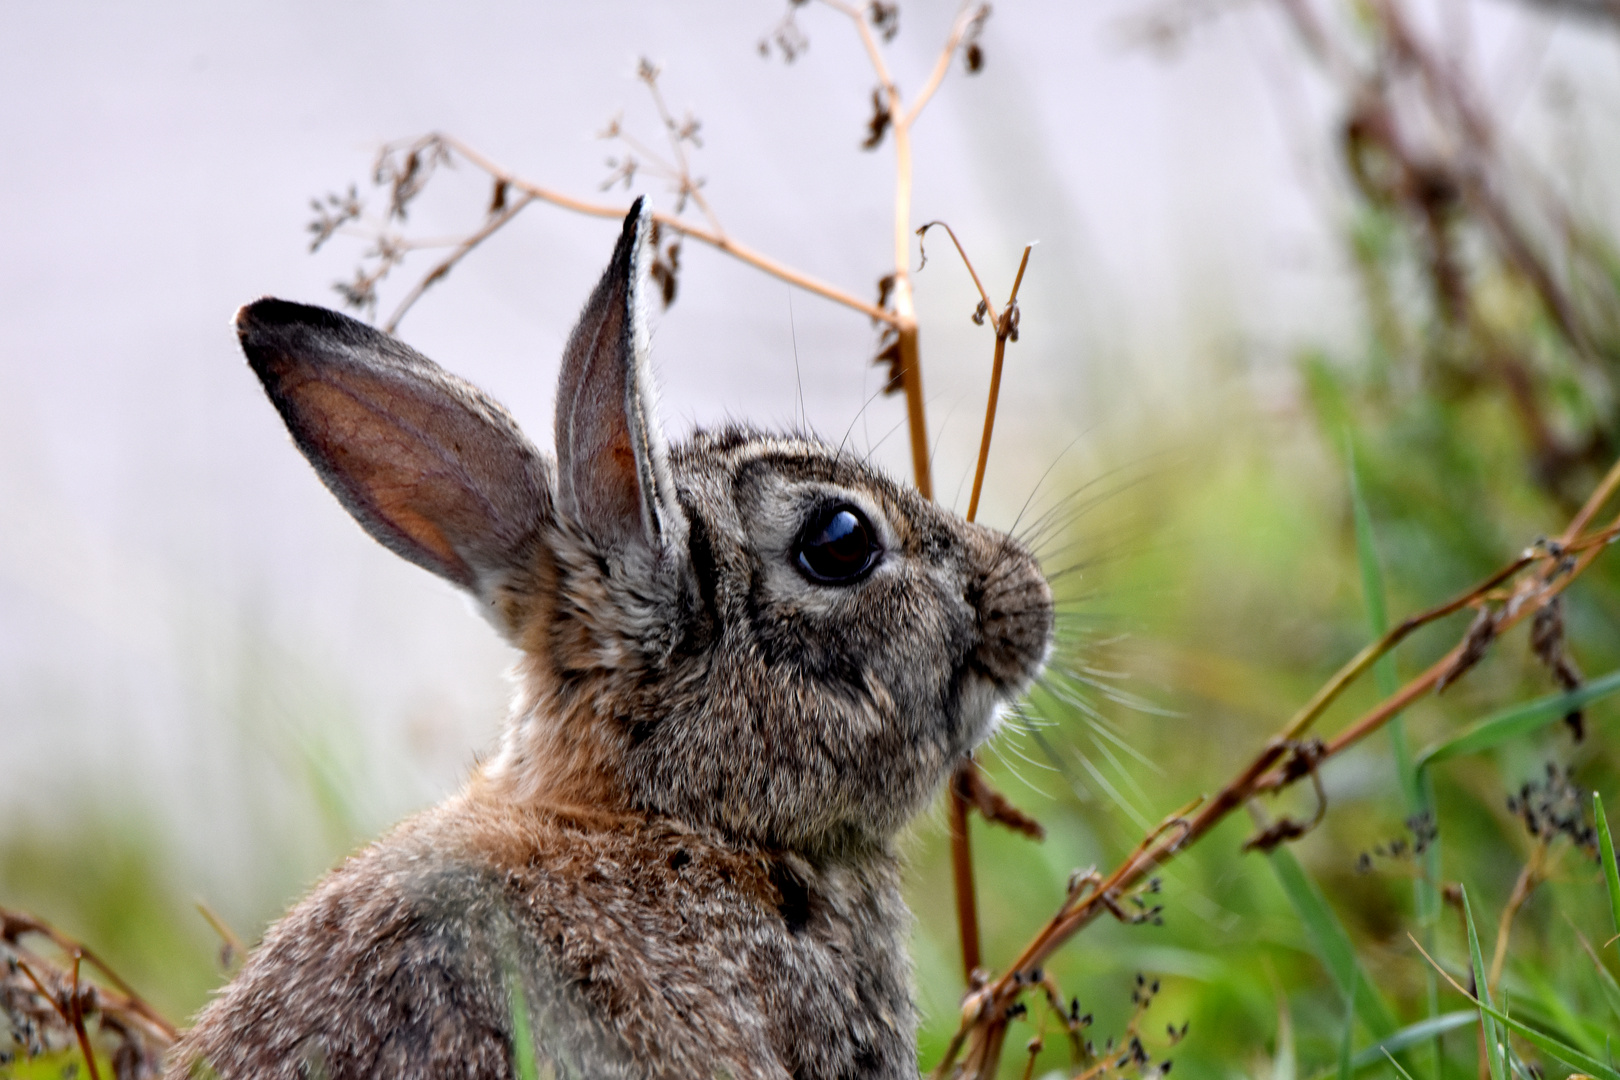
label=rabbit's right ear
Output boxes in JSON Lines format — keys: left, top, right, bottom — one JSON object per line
{"left": 554, "top": 198, "right": 687, "bottom": 555}
{"left": 237, "top": 298, "right": 552, "bottom": 637}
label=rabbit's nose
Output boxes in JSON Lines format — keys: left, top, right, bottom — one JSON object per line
{"left": 967, "top": 531, "right": 1054, "bottom": 690}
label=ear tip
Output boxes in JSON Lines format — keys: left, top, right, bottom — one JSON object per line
{"left": 235, "top": 297, "right": 379, "bottom": 361}
{"left": 612, "top": 197, "right": 652, "bottom": 270}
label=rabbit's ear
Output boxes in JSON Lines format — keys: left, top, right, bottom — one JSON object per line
{"left": 237, "top": 298, "right": 552, "bottom": 627}
{"left": 554, "top": 198, "right": 687, "bottom": 554}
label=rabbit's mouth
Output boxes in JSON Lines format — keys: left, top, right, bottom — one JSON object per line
{"left": 964, "top": 533, "right": 1055, "bottom": 692}
{"left": 950, "top": 517, "right": 1054, "bottom": 747}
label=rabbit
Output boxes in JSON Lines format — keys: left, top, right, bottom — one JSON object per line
{"left": 167, "top": 198, "right": 1054, "bottom": 1080}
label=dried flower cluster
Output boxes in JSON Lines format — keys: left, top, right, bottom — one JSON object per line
{"left": 1506, "top": 762, "right": 1599, "bottom": 859}
{"left": 1, "top": 912, "right": 174, "bottom": 1080}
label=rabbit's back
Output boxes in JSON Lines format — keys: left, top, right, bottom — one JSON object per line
{"left": 171, "top": 789, "right": 917, "bottom": 1079}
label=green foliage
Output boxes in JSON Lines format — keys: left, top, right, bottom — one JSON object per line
{"left": 507, "top": 973, "right": 541, "bottom": 1080}
{"left": 1599, "top": 794, "right": 1620, "bottom": 939}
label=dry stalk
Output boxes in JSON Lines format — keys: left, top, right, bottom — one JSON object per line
{"left": 915, "top": 220, "right": 1035, "bottom": 523}
{"left": 1486, "top": 841, "right": 1547, "bottom": 998}
{"left": 808, "top": 0, "right": 1006, "bottom": 991}
{"left": 381, "top": 133, "right": 893, "bottom": 331}
{"left": 915, "top": 217, "right": 1041, "bottom": 981}
{"left": 930, "top": 453, "right": 1620, "bottom": 1078}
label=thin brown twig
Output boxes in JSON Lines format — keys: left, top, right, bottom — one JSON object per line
{"left": 1408, "top": 930, "right": 1507, "bottom": 1076}
{"left": 196, "top": 899, "right": 249, "bottom": 970}
{"left": 1487, "top": 841, "right": 1547, "bottom": 997}
{"left": 2, "top": 908, "right": 178, "bottom": 1042}
{"left": 912, "top": 223, "right": 1034, "bottom": 523}
{"left": 639, "top": 62, "right": 725, "bottom": 237}
{"left": 14, "top": 954, "right": 101, "bottom": 1080}
{"left": 805, "top": 4, "right": 996, "bottom": 994}
{"left": 423, "top": 135, "right": 899, "bottom": 327}
{"left": 384, "top": 191, "right": 535, "bottom": 332}
{"left": 816, "top": 0, "right": 982, "bottom": 502}
{"left": 908, "top": 222, "right": 1040, "bottom": 991}
{"left": 69, "top": 952, "right": 103, "bottom": 1080}
{"left": 966, "top": 245, "right": 1033, "bottom": 523}
{"left": 948, "top": 765, "right": 983, "bottom": 981}
{"left": 1562, "top": 453, "right": 1620, "bottom": 539}
{"left": 905, "top": 4, "right": 984, "bottom": 127}
{"left": 917, "top": 221, "right": 998, "bottom": 323}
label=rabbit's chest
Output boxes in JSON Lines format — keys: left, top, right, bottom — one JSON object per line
{"left": 507, "top": 829, "right": 918, "bottom": 1079}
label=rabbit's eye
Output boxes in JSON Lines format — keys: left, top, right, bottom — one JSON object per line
{"left": 794, "top": 503, "right": 882, "bottom": 584}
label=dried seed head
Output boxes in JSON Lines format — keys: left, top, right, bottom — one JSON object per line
{"left": 861, "top": 88, "right": 892, "bottom": 150}
{"left": 867, "top": 1, "right": 900, "bottom": 42}
{"left": 962, "top": 6, "right": 991, "bottom": 73}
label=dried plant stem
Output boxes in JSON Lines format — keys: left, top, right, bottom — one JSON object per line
{"left": 68, "top": 952, "right": 103, "bottom": 1080}
{"left": 639, "top": 68, "right": 725, "bottom": 237}
{"left": 815, "top": 0, "right": 981, "bottom": 501}
{"left": 933, "top": 456, "right": 1620, "bottom": 1079}
{"left": 809, "top": 2, "right": 992, "bottom": 991}
{"left": 911, "top": 219, "right": 1037, "bottom": 982}
{"left": 422, "top": 135, "right": 897, "bottom": 327}
{"left": 1487, "top": 842, "right": 1547, "bottom": 998}
{"left": 2, "top": 908, "right": 177, "bottom": 1042}
{"left": 1562, "top": 453, "right": 1620, "bottom": 539}
{"left": 196, "top": 900, "right": 248, "bottom": 965}
{"left": 949, "top": 766, "right": 983, "bottom": 980}
{"left": 966, "top": 246, "right": 1033, "bottom": 523}
{"left": 385, "top": 191, "right": 535, "bottom": 332}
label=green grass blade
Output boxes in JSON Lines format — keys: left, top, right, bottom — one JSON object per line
{"left": 1269, "top": 847, "right": 1397, "bottom": 1039}
{"left": 1414, "top": 772, "right": 1443, "bottom": 1080}
{"left": 1338, "top": 982, "right": 1355, "bottom": 1080}
{"left": 1351, "top": 448, "right": 1442, "bottom": 1080}
{"left": 1461, "top": 888, "right": 1506, "bottom": 1080}
{"left": 1520, "top": 961, "right": 1610, "bottom": 1059}
{"left": 1380, "top": 1048, "right": 1419, "bottom": 1080}
{"left": 1469, "top": 994, "right": 1620, "bottom": 1080}
{"left": 507, "top": 971, "right": 540, "bottom": 1080}
{"left": 1598, "top": 792, "right": 1620, "bottom": 940}
{"left": 1349, "top": 1012, "right": 1476, "bottom": 1069}
{"left": 1415, "top": 668, "right": 1620, "bottom": 769}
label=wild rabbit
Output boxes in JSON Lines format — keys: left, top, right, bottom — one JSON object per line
{"left": 169, "top": 199, "right": 1053, "bottom": 1080}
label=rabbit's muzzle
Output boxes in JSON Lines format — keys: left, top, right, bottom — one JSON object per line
{"left": 964, "top": 525, "right": 1054, "bottom": 694}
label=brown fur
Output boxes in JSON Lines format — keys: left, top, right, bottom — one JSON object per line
{"left": 170, "top": 201, "right": 1052, "bottom": 1079}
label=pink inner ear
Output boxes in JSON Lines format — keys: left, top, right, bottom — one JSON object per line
{"left": 597, "top": 428, "right": 643, "bottom": 532}
{"left": 287, "top": 372, "right": 485, "bottom": 588}
{"left": 240, "top": 296, "right": 552, "bottom": 609}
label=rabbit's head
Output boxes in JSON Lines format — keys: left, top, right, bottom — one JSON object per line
{"left": 237, "top": 200, "right": 1052, "bottom": 855}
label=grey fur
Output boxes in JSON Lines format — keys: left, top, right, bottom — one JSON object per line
{"left": 174, "top": 202, "right": 1053, "bottom": 1079}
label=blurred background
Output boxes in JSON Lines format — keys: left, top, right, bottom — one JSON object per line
{"left": 5, "top": 0, "right": 1620, "bottom": 1075}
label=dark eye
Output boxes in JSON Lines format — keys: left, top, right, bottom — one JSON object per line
{"left": 793, "top": 503, "right": 882, "bottom": 584}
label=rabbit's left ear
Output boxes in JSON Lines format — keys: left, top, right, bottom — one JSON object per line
{"left": 554, "top": 198, "right": 687, "bottom": 555}
{"left": 236, "top": 297, "right": 553, "bottom": 639}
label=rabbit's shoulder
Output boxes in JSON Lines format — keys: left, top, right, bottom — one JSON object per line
{"left": 459, "top": 791, "right": 920, "bottom": 1080}
{"left": 172, "top": 799, "right": 915, "bottom": 1079}
{"left": 168, "top": 814, "right": 523, "bottom": 1079}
